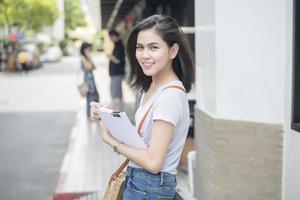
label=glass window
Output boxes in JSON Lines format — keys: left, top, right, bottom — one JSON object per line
{"left": 292, "top": 0, "right": 300, "bottom": 132}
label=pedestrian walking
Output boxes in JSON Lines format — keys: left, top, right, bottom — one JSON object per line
{"left": 107, "top": 30, "right": 126, "bottom": 111}
{"left": 90, "top": 14, "right": 194, "bottom": 199}
{"left": 80, "top": 42, "right": 99, "bottom": 120}
{"left": 6, "top": 44, "right": 15, "bottom": 72}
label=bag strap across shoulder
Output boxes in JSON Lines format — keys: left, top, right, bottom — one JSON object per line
{"left": 109, "top": 85, "right": 186, "bottom": 184}
{"left": 163, "top": 85, "right": 186, "bottom": 93}
{"left": 137, "top": 85, "right": 186, "bottom": 136}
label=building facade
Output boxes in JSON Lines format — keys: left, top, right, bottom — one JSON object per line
{"left": 194, "top": 0, "right": 299, "bottom": 199}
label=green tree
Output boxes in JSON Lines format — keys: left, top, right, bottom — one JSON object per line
{"left": 0, "top": 0, "right": 58, "bottom": 33}
{"left": 18, "top": 0, "right": 58, "bottom": 32}
{"left": 0, "top": 0, "right": 24, "bottom": 32}
{"left": 64, "top": 0, "right": 86, "bottom": 32}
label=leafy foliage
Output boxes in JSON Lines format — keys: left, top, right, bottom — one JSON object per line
{"left": 0, "top": 0, "right": 58, "bottom": 32}
{"left": 64, "top": 0, "right": 86, "bottom": 31}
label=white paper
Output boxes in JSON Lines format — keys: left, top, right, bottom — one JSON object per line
{"left": 96, "top": 107, "right": 147, "bottom": 149}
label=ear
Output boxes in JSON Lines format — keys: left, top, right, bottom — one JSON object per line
{"left": 170, "top": 43, "right": 179, "bottom": 59}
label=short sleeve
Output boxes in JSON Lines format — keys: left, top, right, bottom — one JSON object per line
{"left": 152, "top": 89, "right": 185, "bottom": 126}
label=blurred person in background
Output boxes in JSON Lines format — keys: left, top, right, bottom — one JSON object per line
{"left": 107, "top": 30, "right": 126, "bottom": 111}
{"left": 80, "top": 42, "right": 99, "bottom": 120}
{"left": 17, "top": 49, "right": 29, "bottom": 73}
{"left": 1, "top": 45, "right": 8, "bottom": 71}
{"left": 6, "top": 44, "right": 15, "bottom": 72}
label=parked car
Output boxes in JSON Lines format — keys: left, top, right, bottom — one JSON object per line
{"left": 40, "top": 46, "right": 62, "bottom": 62}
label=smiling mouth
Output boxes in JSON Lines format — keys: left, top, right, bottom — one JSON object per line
{"left": 142, "top": 63, "right": 154, "bottom": 68}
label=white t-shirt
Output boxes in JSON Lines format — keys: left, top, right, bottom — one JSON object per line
{"left": 129, "top": 80, "right": 190, "bottom": 174}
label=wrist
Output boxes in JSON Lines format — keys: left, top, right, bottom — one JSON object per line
{"left": 112, "top": 141, "right": 123, "bottom": 154}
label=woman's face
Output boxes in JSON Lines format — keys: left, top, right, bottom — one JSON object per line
{"left": 135, "top": 29, "right": 175, "bottom": 77}
{"left": 84, "top": 47, "right": 91, "bottom": 56}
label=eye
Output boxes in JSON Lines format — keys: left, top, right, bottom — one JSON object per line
{"left": 150, "top": 46, "right": 158, "bottom": 50}
{"left": 136, "top": 45, "right": 143, "bottom": 51}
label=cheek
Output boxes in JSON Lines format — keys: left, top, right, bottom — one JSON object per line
{"left": 135, "top": 51, "right": 139, "bottom": 59}
{"left": 153, "top": 51, "right": 170, "bottom": 63}
{"left": 135, "top": 51, "right": 142, "bottom": 63}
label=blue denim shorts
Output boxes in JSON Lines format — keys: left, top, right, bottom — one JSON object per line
{"left": 123, "top": 166, "right": 177, "bottom": 200}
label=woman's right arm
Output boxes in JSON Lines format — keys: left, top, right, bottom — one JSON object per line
{"left": 112, "top": 120, "right": 174, "bottom": 174}
{"left": 90, "top": 101, "right": 174, "bottom": 174}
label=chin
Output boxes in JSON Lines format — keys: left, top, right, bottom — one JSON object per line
{"left": 143, "top": 71, "right": 154, "bottom": 76}
{"left": 142, "top": 69, "right": 154, "bottom": 76}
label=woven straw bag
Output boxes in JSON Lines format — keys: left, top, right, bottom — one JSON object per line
{"left": 103, "top": 86, "right": 186, "bottom": 200}
{"left": 103, "top": 161, "right": 128, "bottom": 200}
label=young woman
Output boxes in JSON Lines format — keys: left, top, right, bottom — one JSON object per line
{"left": 80, "top": 42, "right": 99, "bottom": 120}
{"left": 91, "top": 14, "right": 194, "bottom": 199}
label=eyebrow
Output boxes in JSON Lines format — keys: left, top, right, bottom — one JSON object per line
{"left": 136, "top": 42, "right": 159, "bottom": 46}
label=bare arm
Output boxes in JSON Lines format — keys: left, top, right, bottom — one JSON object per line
{"left": 90, "top": 102, "right": 174, "bottom": 174}
{"left": 81, "top": 56, "right": 95, "bottom": 71}
{"left": 100, "top": 119, "right": 174, "bottom": 174}
{"left": 106, "top": 54, "right": 120, "bottom": 64}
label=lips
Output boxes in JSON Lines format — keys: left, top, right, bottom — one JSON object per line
{"left": 142, "top": 62, "right": 154, "bottom": 69}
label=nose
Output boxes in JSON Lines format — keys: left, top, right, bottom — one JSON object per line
{"left": 142, "top": 48, "right": 150, "bottom": 59}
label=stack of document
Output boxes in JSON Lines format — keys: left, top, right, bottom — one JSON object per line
{"left": 96, "top": 107, "right": 147, "bottom": 149}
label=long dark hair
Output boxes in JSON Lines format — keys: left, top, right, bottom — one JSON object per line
{"left": 80, "top": 42, "right": 92, "bottom": 59}
{"left": 126, "top": 15, "right": 195, "bottom": 92}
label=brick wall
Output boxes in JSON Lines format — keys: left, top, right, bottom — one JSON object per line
{"left": 194, "top": 108, "right": 283, "bottom": 200}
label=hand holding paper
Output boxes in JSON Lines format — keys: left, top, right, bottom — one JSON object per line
{"left": 96, "top": 107, "right": 147, "bottom": 149}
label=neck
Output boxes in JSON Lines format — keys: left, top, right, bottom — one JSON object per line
{"left": 151, "top": 65, "right": 178, "bottom": 89}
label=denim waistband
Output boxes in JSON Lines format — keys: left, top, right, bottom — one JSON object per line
{"left": 126, "top": 166, "right": 176, "bottom": 186}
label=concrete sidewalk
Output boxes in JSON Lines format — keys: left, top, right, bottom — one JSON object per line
{"left": 53, "top": 100, "right": 125, "bottom": 200}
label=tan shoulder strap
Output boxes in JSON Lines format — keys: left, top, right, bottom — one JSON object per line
{"left": 110, "top": 85, "right": 186, "bottom": 183}
{"left": 109, "top": 159, "right": 129, "bottom": 184}
{"left": 137, "top": 104, "right": 153, "bottom": 135}
{"left": 163, "top": 85, "right": 186, "bottom": 93}
{"left": 136, "top": 85, "right": 185, "bottom": 133}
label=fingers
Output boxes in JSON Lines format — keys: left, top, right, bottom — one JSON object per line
{"left": 89, "top": 102, "right": 112, "bottom": 121}
{"left": 90, "top": 101, "right": 102, "bottom": 121}
{"left": 90, "top": 111, "right": 100, "bottom": 121}
{"left": 91, "top": 113, "right": 100, "bottom": 121}
{"left": 90, "top": 101, "right": 101, "bottom": 108}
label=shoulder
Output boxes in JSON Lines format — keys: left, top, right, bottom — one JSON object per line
{"left": 81, "top": 56, "right": 87, "bottom": 62}
{"left": 152, "top": 85, "right": 188, "bottom": 125}
{"left": 155, "top": 86, "right": 187, "bottom": 109}
{"left": 161, "top": 84, "right": 186, "bottom": 99}
{"left": 161, "top": 87, "right": 185, "bottom": 98}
